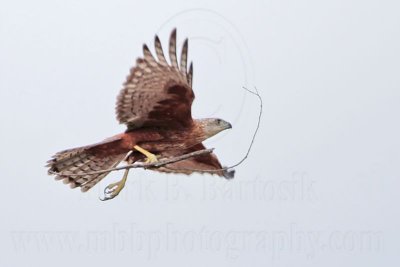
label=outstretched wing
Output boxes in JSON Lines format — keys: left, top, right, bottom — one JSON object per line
{"left": 150, "top": 143, "right": 235, "bottom": 179}
{"left": 116, "top": 29, "right": 195, "bottom": 130}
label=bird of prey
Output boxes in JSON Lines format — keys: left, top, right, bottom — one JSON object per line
{"left": 47, "top": 29, "right": 234, "bottom": 200}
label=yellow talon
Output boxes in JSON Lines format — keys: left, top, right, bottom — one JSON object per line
{"left": 144, "top": 154, "right": 158, "bottom": 164}
{"left": 100, "top": 146, "right": 156, "bottom": 201}
{"left": 134, "top": 145, "right": 158, "bottom": 163}
{"left": 100, "top": 169, "right": 129, "bottom": 201}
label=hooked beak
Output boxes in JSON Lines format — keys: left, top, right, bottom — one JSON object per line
{"left": 226, "top": 122, "right": 232, "bottom": 129}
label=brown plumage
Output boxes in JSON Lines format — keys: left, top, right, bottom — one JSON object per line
{"left": 47, "top": 29, "right": 234, "bottom": 192}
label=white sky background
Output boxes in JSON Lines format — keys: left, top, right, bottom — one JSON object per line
{"left": 0, "top": 0, "right": 399, "bottom": 266}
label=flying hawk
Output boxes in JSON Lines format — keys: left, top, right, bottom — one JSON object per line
{"left": 47, "top": 29, "right": 234, "bottom": 200}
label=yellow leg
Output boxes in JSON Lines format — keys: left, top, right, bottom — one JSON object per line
{"left": 100, "top": 168, "right": 130, "bottom": 201}
{"left": 134, "top": 145, "right": 158, "bottom": 163}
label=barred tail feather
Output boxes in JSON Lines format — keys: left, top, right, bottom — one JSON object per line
{"left": 47, "top": 139, "right": 127, "bottom": 192}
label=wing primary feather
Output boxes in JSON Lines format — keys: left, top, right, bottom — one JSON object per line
{"left": 180, "top": 38, "right": 188, "bottom": 75}
{"left": 116, "top": 29, "right": 195, "bottom": 128}
{"left": 188, "top": 61, "right": 193, "bottom": 87}
{"left": 154, "top": 35, "right": 167, "bottom": 65}
{"left": 143, "top": 44, "right": 157, "bottom": 66}
{"left": 169, "top": 28, "right": 179, "bottom": 69}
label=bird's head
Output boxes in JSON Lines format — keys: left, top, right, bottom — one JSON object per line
{"left": 197, "top": 118, "right": 232, "bottom": 139}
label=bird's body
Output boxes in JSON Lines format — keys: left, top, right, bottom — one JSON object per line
{"left": 87, "top": 120, "right": 215, "bottom": 158}
{"left": 47, "top": 29, "right": 234, "bottom": 197}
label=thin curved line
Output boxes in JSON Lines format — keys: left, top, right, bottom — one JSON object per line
{"left": 157, "top": 8, "right": 255, "bottom": 126}
{"left": 163, "top": 86, "right": 262, "bottom": 173}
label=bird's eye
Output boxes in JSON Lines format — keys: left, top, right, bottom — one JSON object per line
{"left": 217, "top": 119, "right": 221, "bottom": 124}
